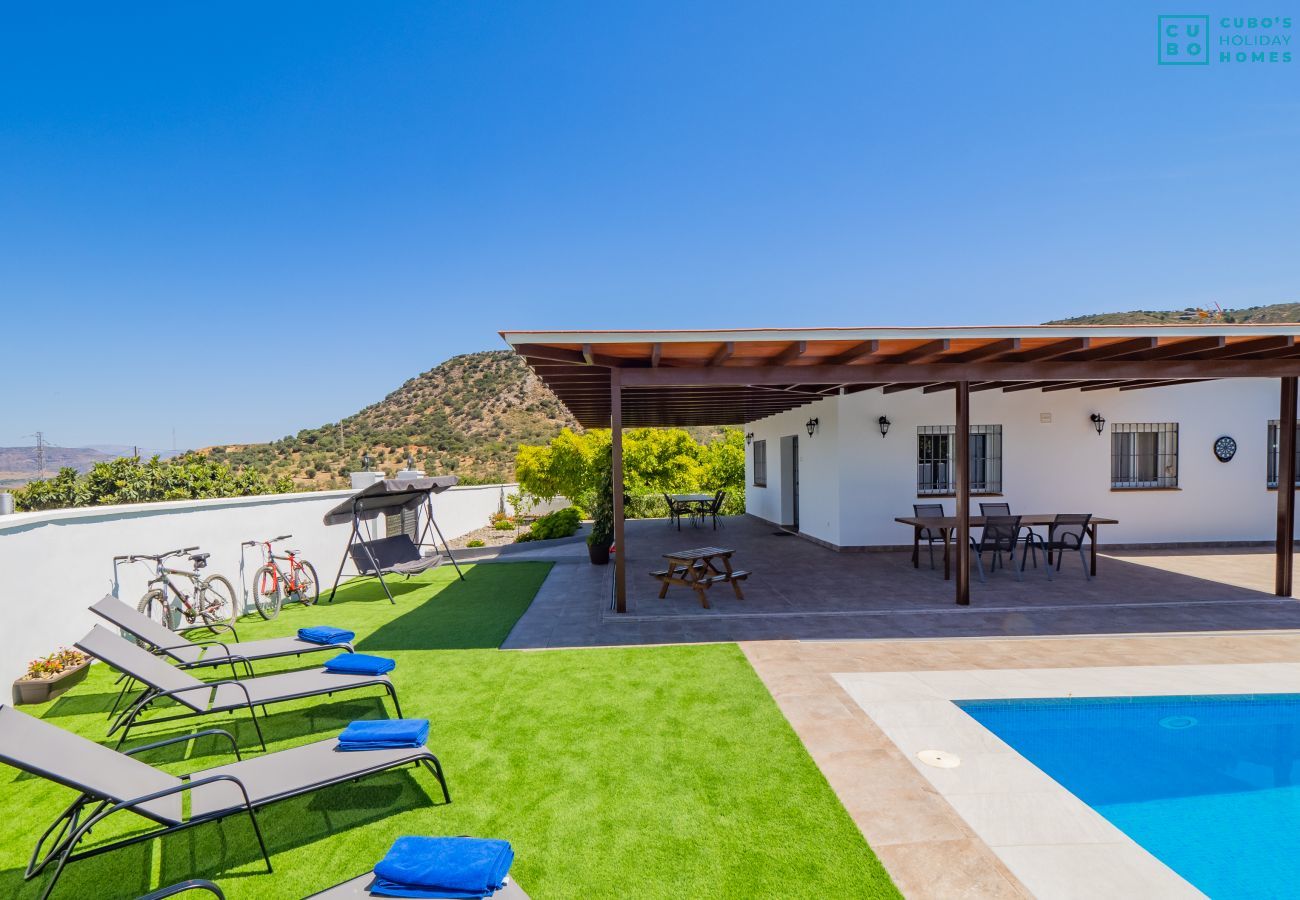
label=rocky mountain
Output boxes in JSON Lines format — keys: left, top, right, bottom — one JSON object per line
{"left": 1046, "top": 302, "right": 1300, "bottom": 326}
{"left": 208, "top": 350, "right": 578, "bottom": 489}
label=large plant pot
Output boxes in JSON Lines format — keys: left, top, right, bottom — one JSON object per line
{"left": 12, "top": 659, "right": 90, "bottom": 706}
{"left": 588, "top": 542, "right": 612, "bottom": 565}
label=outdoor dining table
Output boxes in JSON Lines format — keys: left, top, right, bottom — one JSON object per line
{"left": 652, "top": 545, "right": 749, "bottom": 608}
{"left": 894, "top": 514, "right": 1120, "bottom": 580}
{"left": 667, "top": 493, "right": 716, "bottom": 528}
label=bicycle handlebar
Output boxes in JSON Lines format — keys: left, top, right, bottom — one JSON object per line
{"left": 123, "top": 546, "right": 201, "bottom": 563}
{"left": 244, "top": 535, "right": 292, "bottom": 545}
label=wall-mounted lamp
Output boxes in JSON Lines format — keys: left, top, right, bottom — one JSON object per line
{"left": 362, "top": 451, "right": 374, "bottom": 470}
{"left": 806, "top": 417, "right": 819, "bottom": 437}
{"left": 744, "top": 432, "right": 754, "bottom": 445}
{"left": 1089, "top": 413, "right": 1106, "bottom": 436}
{"left": 877, "top": 415, "right": 891, "bottom": 438}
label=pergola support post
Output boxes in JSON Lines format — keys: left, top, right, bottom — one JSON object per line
{"left": 1277, "top": 375, "right": 1297, "bottom": 597}
{"left": 955, "top": 380, "right": 970, "bottom": 606}
{"left": 612, "top": 368, "right": 627, "bottom": 613}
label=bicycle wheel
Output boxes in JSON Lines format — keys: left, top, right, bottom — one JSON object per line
{"left": 199, "top": 574, "right": 238, "bottom": 626}
{"left": 250, "top": 565, "right": 282, "bottom": 620}
{"left": 289, "top": 560, "right": 319, "bottom": 606}
{"left": 137, "top": 590, "right": 174, "bottom": 632}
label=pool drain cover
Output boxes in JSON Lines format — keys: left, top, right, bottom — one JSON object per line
{"left": 917, "top": 749, "right": 961, "bottom": 768}
{"left": 1159, "top": 715, "right": 1198, "bottom": 730}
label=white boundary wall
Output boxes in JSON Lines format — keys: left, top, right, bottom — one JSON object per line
{"left": 746, "top": 378, "right": 1293, "bottom": 549}
{"left": 0, "top": 483, "right": 538, "bottom": 679}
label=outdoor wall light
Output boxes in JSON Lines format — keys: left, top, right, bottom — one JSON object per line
{"left": 362, "top": 452, "right": 374, "bottom": 469}
{"left": 1090, "top": 413, "right": 1106, "bottom": 435}
{"left": 806, "top": 417, "right": 819, "bottom": 437}
{"left": 745, "top": 432, "right": 754, "bottom": 445}
{"left": 877, "top": 415, "right": 891, "bottom": 438}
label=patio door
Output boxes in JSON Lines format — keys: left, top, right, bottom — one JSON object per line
{"left": 780, "top": 434, "right": 799, "bottom": 530}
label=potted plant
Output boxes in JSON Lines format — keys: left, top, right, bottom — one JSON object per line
{"left": 587, "top": 448, "right": 615, "bottom": 565}
{"left": 13, "top": 648, "right": 91, "bottom": 705}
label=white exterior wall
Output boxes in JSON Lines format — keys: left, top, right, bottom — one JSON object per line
{"left": 0, "top": 483, "right": 539, "bottom": 680}
{"left": 746, "top": 379, "right": 1291, "bottom": 549}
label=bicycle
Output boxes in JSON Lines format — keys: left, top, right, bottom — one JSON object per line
{"left": 114, "top": 546, "right": 237, "bottom": 631}
{"left": 243, "top": 534, "right": 319, "bottom": 620}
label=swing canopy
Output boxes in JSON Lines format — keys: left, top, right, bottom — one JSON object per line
{"left": 322, "top": 476, "right": 459, "bottom": 525}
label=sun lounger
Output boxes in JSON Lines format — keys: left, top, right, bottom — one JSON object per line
{"left": 76, "top": 626, "right": 402, "bottom": 749}
{"left": 91, "top": 594, "right": 354, "bottom": 675}
{"left": 0, "top": 703, "right": 449, "bottom": 900}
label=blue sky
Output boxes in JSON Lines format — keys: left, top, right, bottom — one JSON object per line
{"left": 2, "top": 2, "right": 1297, "bottom": 449}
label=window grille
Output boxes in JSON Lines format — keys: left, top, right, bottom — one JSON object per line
{"left": 1267, "top": 420, "right": 1300, "bottom": 488}
{"left": 916, "top": 425, "right": 1002, "bottom": 495}
{"left": 752, "top": 439, "right": 767, "bottom": 487}
{"left": 1111, "top": 423, "right": 1178, "bottom": 489}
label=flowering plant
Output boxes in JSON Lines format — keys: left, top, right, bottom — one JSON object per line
{"left": 22, "top": 648, "right": 89, "bottom": 681}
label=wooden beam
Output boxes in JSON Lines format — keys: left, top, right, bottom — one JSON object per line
{"left": 1001, "top": 380, "right": 1076, "bottom": 392}
{"left": 1130, "top": 336, "right": 1225, "bottom": 360}
{"left": 973, "top": 381, "right": 1030, "bottom": 392}
{"left": 1077, "top": 381, "right": 1136, "bottom": 392}
{"left": 651, "top": 343, "right": 662, "bottom": 367}
{"left": 946, "top": 338, "right": 1020, "bottom": 364}
{"left": 1014, "top": 337, "right": 1089, "bottom": 362}
{"left": 955, "top": 381, "right": 970, "bottom": 606}
{"left": 1205, "top": 335, "right": 1295, "bottom": 359}
{"left": 883, "top": 339, "right": 950, "bottom": 364}
{"left": 1278, "top": 376, "right": 1297, "bottom": 597}
{"left": 611, "top": 369, "right": 626, "bottom": 613}
{"left": 1066, "top": 337, "right": 1158, "bottom": 361}
{"left": 1118, "top": 379, "right": 1209, "bottom": 391}
{"left": 826, "top": 340, "right": 879, "bottom": 365}
{"left": 882, "top": 382, "right": 936, "bottom": 394}
{"left": 709, "top": 342, "right": 735, "bottom": 366}
{"left": 582, "top": 343, "right": 596, "bottom": 365}
{"left": 771, "top": 341, "right": 808, "bottom": 366}
{"left": 620, "top": 358, "right": 1300, "bottom": 386}
{"left": 516, "top": 343, "right": 632, "bottom": 368}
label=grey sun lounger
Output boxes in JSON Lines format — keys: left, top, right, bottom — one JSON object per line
{"left": 306, "top": 873, "right": 528, "bottom": 899}
{"left": 91, "top": 594, "right": 354, "bottom": 673}
{"left": 76, "top": 626, "right": 402, "bottom": 750}
{"left": 0, "top": 703, "right": 449, "bottom": 900}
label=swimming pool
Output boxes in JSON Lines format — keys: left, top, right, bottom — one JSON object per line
{"left": 960, "top": 693, "right": 1300, "bottom": 899}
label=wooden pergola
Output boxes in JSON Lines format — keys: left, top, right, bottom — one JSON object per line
{"left": 502, "top": 325, "right": 1300, "bottom": 609}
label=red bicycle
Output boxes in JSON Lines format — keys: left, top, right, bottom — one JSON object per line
{"left": 243, "top": 535, "right": 319, "bottom": 620}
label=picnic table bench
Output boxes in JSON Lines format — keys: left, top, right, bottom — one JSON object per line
{"left": 650, "top": 546, "right": 749, "bottom": 608}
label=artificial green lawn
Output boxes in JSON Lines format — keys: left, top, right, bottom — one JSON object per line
{"left": 1, "top": 562, "right": 898, "bottom": 899}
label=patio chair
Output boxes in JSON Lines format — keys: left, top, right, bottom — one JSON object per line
{"left": 1033, "top": 513, "right": 1093, "bottom": 581}
{"left": 912, "top": 503, "right": 947, "bottom": 569}
{"left": 969, "top": 515, "right": 1024, "bottom": 583}
{"left": 663, "top": 493, "right": 688, "bottom": 530}
{"left": 978, "top": 502, "right": 1041, "bottom": 569}
{"left": 75, "top": 626, "right": 402, "bottom": 750}
{"left": 702, "top": 490, "right": 726, "bottom": 530}
{"left": 91, "top": 594, "right": 354, "bottom": 675}
{"left": 0, "top": 703, "right": 449, "bottom": 900}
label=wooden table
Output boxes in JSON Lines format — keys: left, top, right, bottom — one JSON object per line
{"left": 894, "top": 515, "right": 1119, "bottom": 580}
{"left": 652, "top": 546, "right": 749, "bottom": 608}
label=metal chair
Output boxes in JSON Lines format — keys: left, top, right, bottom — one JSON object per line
{"left": 970, "top": 515, "right": 1023, "bottom": 583}
{"left": 1034, "top": 514, "right": 1093, "bottom": 581}
{"left": 980, "top": 502, "right": 1041, "bottom": 567}
{"left": 703, "top": 490, "right": 726, "bottom": 530}
{"left": 912, "top": 503, "right": 946, "bottom": 569}
{"left": 663, "top": 493, "right": 688, "bottom": 530}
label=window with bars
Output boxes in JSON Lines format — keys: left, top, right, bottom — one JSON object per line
{"left": 1267, "top": 420, "right": 1300, "bottom": 488}
{"left": 916, "top": 425, "right": 1003, "bottom": 495}
{"left": 1111, "top": 423, "right": 1178, "bottom": 489}
{"left": 752, "top": 439, "right": 767, "bottom": 487}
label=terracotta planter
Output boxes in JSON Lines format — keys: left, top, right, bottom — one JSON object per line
{"left": 587, "top": 542, "right": 612, "bottom": 565}
{"left": 12, "top": 659, "right": 90, "bottom": 706}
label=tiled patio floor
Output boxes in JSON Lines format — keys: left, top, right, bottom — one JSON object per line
{"left": 500, "top": 515, "right": 1300, "bottom": 649}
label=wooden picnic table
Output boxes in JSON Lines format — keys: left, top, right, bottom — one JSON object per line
{"left": 894, "top": 514, "right": 1120, "bottom": 580}
{"left": 651, "top": 546, "right": 750, "bottom": 608}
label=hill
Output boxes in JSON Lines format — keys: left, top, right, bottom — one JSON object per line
{"left": 1046, "top": 302, "right": 1300, "bottom": 326}
{"left": 209, "top": 351, "right": 577, "bottom": 489}
{"left": 0, "top": 445, "right": 115, "bottom": 490}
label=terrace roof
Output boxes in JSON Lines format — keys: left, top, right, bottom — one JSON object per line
{"left": 501, "top": 324, "right": 1300, "bottom": 428}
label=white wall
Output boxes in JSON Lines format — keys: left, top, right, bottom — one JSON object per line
{"left": 747, "top": 379, "right": 1293, "bottom": 549}
{"left": 0, "top": 483, "right": 532, "bottom": 679}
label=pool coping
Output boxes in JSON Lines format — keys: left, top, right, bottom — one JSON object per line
{"left": 833, "top": 662, "right": 1300, "bottom": 900}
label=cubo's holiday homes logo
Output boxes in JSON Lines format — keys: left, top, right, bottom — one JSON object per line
{"left": 1158, "top": 14, "right": 1293, "bottom": 65}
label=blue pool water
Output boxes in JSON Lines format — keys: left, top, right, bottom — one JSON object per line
{"left": 959, "top": 694, "right": 1300, "bottom": 899}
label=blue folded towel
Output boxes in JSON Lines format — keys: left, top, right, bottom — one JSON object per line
{"left": 371, "top": 836, "right": 514, "bottom": 899}
{"left": 337, "top": 718, "right": 429, "bottom": 751}
{"left": 298, "top": 626, "right": 355, "bottom": 645}
{"left": 325, "top": 652, "right": 396, "bottom": 676}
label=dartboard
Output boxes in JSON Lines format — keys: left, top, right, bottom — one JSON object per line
{"left": 1213, "top": 435, "right": 1237, "bottom": 462}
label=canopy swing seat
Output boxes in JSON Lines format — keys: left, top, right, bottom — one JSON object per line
{"left": 324, "top": 477, "right": 465, "bottom": 604}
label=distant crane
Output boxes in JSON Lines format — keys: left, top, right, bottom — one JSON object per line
{"left": 1178, "top": 301, "right": 1226, "bottom": 322}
